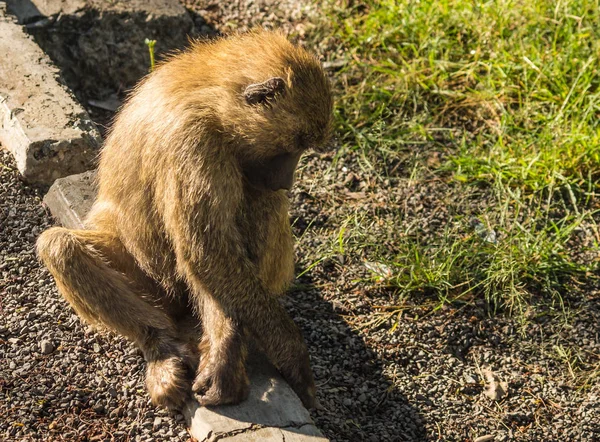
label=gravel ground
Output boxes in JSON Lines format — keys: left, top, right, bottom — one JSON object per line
{"left": 288, "top": 152, "right": 600, "bottom": 441}
{"left": 2, "top": 1, "right": 600, "bottom": 441}
{"left": 182, "top": 0, "right": 315, "bottom": 37}
{"left": 3, "top": 147, "right": 599, "bottom": 442}
{"left": 0, "top": 148, "right": 190, "bottom": 441}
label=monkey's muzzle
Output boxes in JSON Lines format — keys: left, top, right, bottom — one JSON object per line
{"left": 244, "top": 151, "right": 303, "bottom": 191}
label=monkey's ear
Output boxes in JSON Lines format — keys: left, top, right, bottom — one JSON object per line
{"left": 243, "top": 77, "right": 286, "bottom": 105}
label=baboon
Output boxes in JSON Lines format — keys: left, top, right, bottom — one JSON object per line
{"left": 36, "top": 30, "right": 333, "bottom": 409}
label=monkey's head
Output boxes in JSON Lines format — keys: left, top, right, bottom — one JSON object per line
{"left": 236, "top": 70, "right": 333, "bottom": 191}
{"left": 214, "top": 32, "right": 334, "bottom": 192}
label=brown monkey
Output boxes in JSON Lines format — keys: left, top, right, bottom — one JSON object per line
{"left": 36, "top": 30, "right": 333, "bottom": 410}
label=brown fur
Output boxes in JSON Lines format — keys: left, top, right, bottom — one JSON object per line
{"left": 36, "top": 30, "right": 333, "bottom": 409}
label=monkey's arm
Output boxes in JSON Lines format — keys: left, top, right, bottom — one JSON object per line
{"left": 164, "top": 169, "right": 315, "bottom": 408}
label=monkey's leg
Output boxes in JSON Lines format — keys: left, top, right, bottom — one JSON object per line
{"left": 165, "top": 174, "right": 316, "bottom": 407}
{"left": 241, "top": 299, "right": 316, "bottom": 408}
{"left": 185, "top": 270, "right": 315, "bottom": 408}
{"left": 192, "top": 295, "right": 250, "bottom": 405}
{"left": 36, "top": 227, "right": 194, "bottom": 410}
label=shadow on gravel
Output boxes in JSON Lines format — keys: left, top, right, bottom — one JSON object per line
{"left": 7, "top": 0, "right": 217, "bottom": 135}
{"left": 287, "top": 275, "right": 427, "bottom": 441}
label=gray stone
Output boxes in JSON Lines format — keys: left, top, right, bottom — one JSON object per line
{"left": 0, "top": 6, "right": 101, "bottom": 184}
{"left": 210, "top": 426, "right": 326, "bottom": 442}
{"left": 482, "top": 368, "right": 508, "bottom": 401}
{"left": 43, "top": 171, "right": 97, "bottom": 229}
{"left": 42, "top": 171, "right": 328, "bottom": 441}
{"left": 7, "top": 0, "right": 195, "bottom": 100}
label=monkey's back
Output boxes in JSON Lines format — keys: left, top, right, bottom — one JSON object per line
{"left": 87, "top": 31, "right": 331, "bottom": 293}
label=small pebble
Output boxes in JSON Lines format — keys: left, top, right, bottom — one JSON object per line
{"left": 40, "top": 340, "right": 54, "bottom": 355}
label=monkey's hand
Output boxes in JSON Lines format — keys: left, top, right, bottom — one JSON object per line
{"left": 247, "top": 309, "right": 317, "bottom": 409}
{"left": 192, "top": 355, "right": 250, "bottom": 406}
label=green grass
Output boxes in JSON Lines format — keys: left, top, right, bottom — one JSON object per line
{"left": 314, "top": 0, "right": 600, "bottom": 314}
{"left": 387, "top": 196, "right": 590, "bottom": 315}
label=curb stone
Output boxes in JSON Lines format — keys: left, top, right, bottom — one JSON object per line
{"left": 43, "top": 172, "right": 329, "bottom": 442}
{"left": 185, "top": 357, "right": 326, "bottom": 442}
{"left": 0, "top": 6, "right": 101, "bottom": 184}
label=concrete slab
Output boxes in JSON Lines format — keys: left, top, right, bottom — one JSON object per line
{"left": 43, "top": 171, "right": 328, "bottom": 442}
{"left": 0, "top": 6, "right": 101, "bottom": 184}
{"left": 6, "top": 0, "right": 195, "bottom": 100}
{"left": 7, "top": 0, "right": 189, "bottom": 20}
{"left": 184, "top": 357, "right": 326, "bottom": 442}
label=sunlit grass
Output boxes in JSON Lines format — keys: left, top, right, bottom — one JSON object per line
{"left": 312, "top": 0, "right": 600, "bottom": 314}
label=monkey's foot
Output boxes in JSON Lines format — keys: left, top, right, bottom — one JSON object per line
{"left": 146, "top": 355, "right": 193, "bottom": 410}
{"left": 287, "top": 375, "right": 317, "bottom": 409}
{"left": 192, "top": 360, "right": 250, "bottom": 406}
{"left": 280, "top": 354, "right": 317, "bottom": 409}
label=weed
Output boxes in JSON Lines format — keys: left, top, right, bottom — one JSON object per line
{"left": 144, "top": 38, "right": 157, "bottom": 72}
